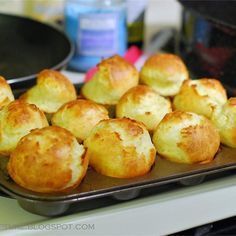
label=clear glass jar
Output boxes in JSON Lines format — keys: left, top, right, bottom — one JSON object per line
{"left": 65, "top": 0, "right": 127, "bottom": 72}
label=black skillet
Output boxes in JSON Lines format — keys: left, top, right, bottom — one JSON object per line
{"left": 0, "top": 14, "right": 73, "bottom": 89}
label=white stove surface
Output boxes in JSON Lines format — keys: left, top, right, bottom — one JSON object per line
{"left": 0, "top": 174, "right": 236, "bottom": 236}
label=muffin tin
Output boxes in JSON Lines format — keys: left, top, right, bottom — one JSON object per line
{"left": 0, "top": 84, "right": 236, "bottom": 216}
{"left": 0, "top": 145, "right": 236, "bottom": 216}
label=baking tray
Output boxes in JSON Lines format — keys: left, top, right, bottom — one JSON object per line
{"left": 0, "top": 145, "right": 236, "bottom": 216}
{"left": 0, "top": 84, "right": 236, "bottom": 216}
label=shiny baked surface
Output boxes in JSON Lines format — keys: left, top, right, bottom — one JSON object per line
{"left": 0, "top": 100, "right": 48, "bottom": 156}
{"left": 20, "top": 69, "right": 77, "bottom": 114}
{"left": 82, "top": 55, "right": 139, "bottom": 105}
{"left": 8, "top": 126, "right": 88, "bottom": 193}
{"left": 116, "top": 85, "right": 172, "bottom": 131}
{"left": 52, "top": 99, "right": 109, "bottom": 142}
{"left": 84, "top": 118, "right": 156, "bottom": 178}
{"left": 173, "top": 78, "right": 227, "bottom": 118}
{"left": 153, "top": 111, "right": 220, "bottom": 164}
{"left": 140, "top": 53, "right": 189, "bottom": 96}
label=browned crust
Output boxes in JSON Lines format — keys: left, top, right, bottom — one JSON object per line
{"left": 161, "top": 111, "right": 193, "bottom": 124}
{"left": 37, "top": 69, "right": 75, "bottom": 92}
{"left": 53, "top": 99, "right": 108, "bottom": 117}
{"left": 19, "top": 69, "right": 77, "bottom": 109}
{"left": 86, "top": 117, "right": 155, "bottom": 178}
{"left": 142, "top": 53, "right": 188, "bottom": 76}
{"left": 89, "top": 142, "right": 155, "bottom": 179}
{"left": 197, "top": 78, "right": 227, "bottom": 96}
{"left": 5, "top": 100, "right": 47, "bottom": 126}
{"left": 177, "top": 119, "right": 220, "bottom": 164}
{"left": 177, "top": 79, "right": 226, "bottom": 101}
{"left": 7, "top": 126, "right": 87, "bottom": 193}
{"left": 119, "top": 85, "right": 157, "bottom": 104}
{"left": 97, "top": 55, "right": 138, "bottom": 88}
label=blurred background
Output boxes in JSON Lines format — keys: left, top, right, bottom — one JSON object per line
{"left": 1, "top": 0, "right": 235, "bottom": 94}
{"left": 0, "top": 0, "right": 181, "bottom": 46}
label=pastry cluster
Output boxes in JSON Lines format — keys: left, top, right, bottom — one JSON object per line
{"left": 0, "top": 53, "right": 234, "bottom": 193}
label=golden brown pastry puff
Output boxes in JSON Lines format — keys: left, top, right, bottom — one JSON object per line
{"left": 20, "top": 69, "right": 77, "bottom": 114}
{"left": 173, "top": 78, "right": 227, "bottom": 118}
{"left": 84, "top": 118, "right": 156, "bottom": 178}
{"left": 51, "top": 99, "right": 109, "bottom": 142}
{"left": 140, "top": 53, "right": 189, "bottom": 96}
{"left": 8, "top": 126, "right": 89, "bottom": 193}
{"left": 81, "top": 55, "right": 139, "bottom": 105}
{"left": 152, "top": 111, "right": 220, "bottom": 164}
{"left": 0, "top": 100, "right": 48, "bottom": 156}
{"left": 211, "top": 98, "right": 236, "bottom": 148}
{"left": 116, "top": 85, "right": 172, "bottom": 132}
{"left": 0, "top": 76, "right": 14, "bottom": 108}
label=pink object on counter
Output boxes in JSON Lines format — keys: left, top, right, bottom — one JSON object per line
{"left": 84, "top": 46, "right": 142, "bottom": 82}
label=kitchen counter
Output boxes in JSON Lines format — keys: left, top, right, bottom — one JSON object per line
{"left": 0, "top": 174, "right": 236, "bottom": 236}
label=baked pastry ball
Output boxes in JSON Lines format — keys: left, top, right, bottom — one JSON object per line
{"left": 8, "top": 126, "right": 89, "bottom": 193}
{"left": 153, "top": 111, "right": 220, "bottom": 164}
{"left": 0, "top": 76, "right": 14, "bottom": 108}
{"left": 51, "top": 99, "right": 109, "bottom": 142}
{"left": 211, "top": 98, "right": 236, "bottom": 148}
{"left": 140, "top": 53, "right": 188, "bottom": 96}
{"left": 84, "top": 118, "right": 156, "bottom": 178}
{"left": 81, "top": 55, "right": 139, "bottom": 105}
{"left": 116, "top": 85, "right": 172, "bottom": 131}
{"left": 0, "top": 100, "right": 48, "bottom": 156}
{"left": 173, "top": 79, "right": 227, "bottom": 118}
{"left": 20, "top": 69, "right": 77, "bottom": 114}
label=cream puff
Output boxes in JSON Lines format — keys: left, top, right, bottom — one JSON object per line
{"left": 0, "top": 100, "right": 48, "bottom": 155}
{"left": 116, "top": 85, "right": 172, "bottom": 131}
{"left": 173, "top": 78, "right": 227, "bottom": 118}
{"left": 51, "top": 99, "right": 109, "bottom": 142}
{"left": 8, "top": 126, "right": 89, "bottom": 193}
{"left": 20, "top": 69, "right": 77, "bottom": 114}
{"left": 84, "top": 118, "right": 156, "bottom": 178}
{"left": 140, "top": 53, "right": 189, "bottom": 96}
{"left": 153, "top": 111, "right": 220, "bottom": 164}
{"left": 81, "top": 55, "right": 139, "bottom": 105}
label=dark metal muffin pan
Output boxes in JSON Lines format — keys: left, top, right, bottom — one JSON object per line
{"left": 1, "top": 85, "right": 236, "bottom": 216}
{"left": 0, "top": 146, "right": 236, "bottom": 216}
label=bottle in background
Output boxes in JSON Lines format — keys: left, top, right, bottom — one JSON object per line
{"left": 64, "top": 0, "right": 127, "bottom": 72}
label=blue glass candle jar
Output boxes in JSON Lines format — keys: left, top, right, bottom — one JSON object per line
{"left": 65, "top": 0, "right": 127, "bottom": 72}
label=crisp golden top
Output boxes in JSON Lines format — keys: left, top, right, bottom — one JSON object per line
{"left": 142, "top": 54, "right": 188, "bottom": 77}
{"left": 7, "top": 126, "right": 88, "bottom": 193}
{"left": 20, "top": 69, "right": 77, "bottom": 113}
{"left": 84, "top": 118, "right": 156, "bottom": 178}
{"left": 52, "top": 99, "right": 109, "bottom": 142}
{"left": 153, "top": 111, "right": 220, "bottom": 164}
{"left": 0, "top": 100, "right": 48, "bottom": 155}
{"left": 173, "top": 78, "right": 227, "bottom": 118}
{"left": 140, "top": 53, "right": 189, "bottom": 96}
{"left": 82, "top": 55, "right": 139, "bottom": 105}
{"left": 116, "top": 85, "right": 172, "bottom": 131}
